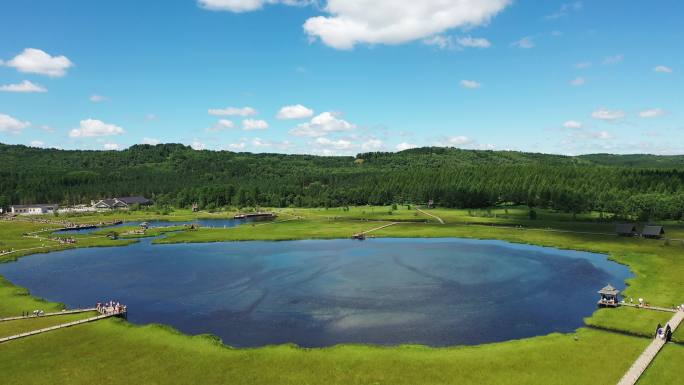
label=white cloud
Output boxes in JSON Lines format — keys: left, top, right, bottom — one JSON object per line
{"left": 289, "top": 112, "right": 356, "bottom": 137}
{"left": 511, "top": 36, "right": 534, "bottom": 49}
{"left": 314, "top": 137, "right": 354, "bottom": 150}
{"left": 591, "top": 108, "right": 625, "bottom": 122}
{"left": 5, "top": 48, "right": 73, "bottom": 77}
{"left": 69, "top": 119, "right": 125, "bottom": 137}
{"left": 592, "top": 131, "right": 613, "bottom": 140}
{"left": 0, "top": 80, "right": 47, "bottom": 93}
{"left": 460, "top": 79, "right": 481, "bottom": 89}
{"left": 191, "top": 141, "right": 206, "bottom": 150}
{"left": 208, "top": 106, "right": 258, "bottom": 117}
{"left": 89, "top": 94, "right": 107, "bottom": 102}
{"left": 575, "top": 62, "right": 591, "bottom": 69}
{"left": 206, "top": 119, "right": 236, "bottom": 132}
{"left": 228, "top": 141, "right": 247, "bottom": 151}
{"left": 545, "top": 1, "right": 583, "bottom": 19}
{"left": 570, "top": 77, "right": 585, "bottom": 86}
{"left": 396, "top": 142, "right": 417, "bottom": 151}
{"left": 602, "top": 54, "right": 624, "bottom": 65}
{"left": 103, "top": 143, "right": 119, "bottom": 150}
{"left": 242, "top": 119, "right": 269, "bottom": 130}
{"left": 361, "top": 138, "right": 383, "bottom": 151}
{"left": 303, "top": 0, "right": 511, "bottom": 50}
{"left": 423, "top": 35, "right": 453, "bottom": 50}
{"left": 29, "top": 140, "right": 45, "bottom": 148}
{"left": 141, "top": 137, "right": 161, "bottom": 145}
{"left": 654, "top": 65, "right": 673, "bottom": 73}
{"left": 198, "top": 0, "right": 310, "bottom": 13}
{"left": 563, "top": 120, "right": 583, "bottom": 129}
{"left": 457, "top": 36, "right": 491, "bottom": 48}
{"left": 639, "top": 108, "right": 666, "bottom": 118}
{"left": 39, "top": 125, "right": 55, "bottom": 133}
{"left": 0, "top": 113, "right": 30, "bottom": 134}
{"left": 277, "top": 104, "right": 314, "bottom": 120}
{"left": 251, "top": 137, "right": 271, "bottom": 147}
{"left": 423, "top": 35, "right": 491, "bottom": 50}
{"left": 439, "top": 136, "right": 473, "bottom": 146}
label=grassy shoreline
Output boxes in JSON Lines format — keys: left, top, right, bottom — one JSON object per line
{"left": 1, "top": 206, "right": 683, "bottom": 384}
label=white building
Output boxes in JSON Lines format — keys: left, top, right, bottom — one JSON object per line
{"left": 10, "top": 204, "right": 59, "bottom": 215}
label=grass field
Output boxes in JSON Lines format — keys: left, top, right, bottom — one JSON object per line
{"left": 1, "top": 206, "right": 683, "bottom": 384}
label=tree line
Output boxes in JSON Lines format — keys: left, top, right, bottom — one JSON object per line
{"left": 1, "top": 143, "right": 683, "bottom": 221}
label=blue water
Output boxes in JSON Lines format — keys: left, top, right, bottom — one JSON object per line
{"left": 55, "top": 218, "right": 258, "bottom": 234}
{"left": 0, "top": 238, "right": 631, "bottom": 347}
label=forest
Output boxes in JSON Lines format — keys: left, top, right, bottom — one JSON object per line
{"left": 1, "top": 143, "right": 683, "bottom": 221}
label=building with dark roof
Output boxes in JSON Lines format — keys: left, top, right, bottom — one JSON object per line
{"left": 642, "top": 225, "right": 665, "bottom": 239}
{"left": 597, "top": 284, "right": 621, "bottom": 307}
{"left": 92, "top": 196, "right": 152, "bottom": 210}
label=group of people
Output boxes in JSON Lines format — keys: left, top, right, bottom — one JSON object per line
{"left": 655, "top": 323, "right": 673, "bottom": 341}
{"left": 20, "top": 310, "right": 45, "bottom": 317}
{"left": 96, "top": 301, "right": 127, "bottom": 315}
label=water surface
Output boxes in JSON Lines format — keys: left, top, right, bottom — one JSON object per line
{"left": 0, "top": 238, "right": 631, "bottom": 347}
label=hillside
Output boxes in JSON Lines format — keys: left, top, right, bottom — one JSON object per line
{"left": 1, "top": 143, "right": 683, "bottom": 220}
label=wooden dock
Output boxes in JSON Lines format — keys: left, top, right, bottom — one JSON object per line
{"left": 0, "top": 312, "right": 123, "bottom": 344}
{"left": 616, "top": 310, "right": 684, "bottom": 385}
{"left": 0, "top": 308, "right": 97, "bottom": 323}
{"left": 352, "top": 222, "right": 399, "bottom": 239}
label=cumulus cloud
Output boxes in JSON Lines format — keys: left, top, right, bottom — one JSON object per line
{"left": 208, "top": 106, "right": 258, "bottom": 117}
{"left": 639, "top": 108, "right": 666, "bottom": 118}
{"left": 206, "top": 119, "right": 236, "bottom": 132}
{"left": 198, "top": 0, "right": 311, "bottom": 13}
{"left": 242, "top": 119, "right": 269, "bottom": 130}
{"left": 438, "top": 136, "right": 473, "bottom": 147}
{"left": 423, "top": 35, "right": 491, "bottom": 50}
{"left": 314, "top": 137, "right": 354, "bottom": 151}
{"left": 545, "top": 1, "right": 583, "bottom": 20}
{"left": 591, "top": 108, "right": 625, "bottom": 122}
{"left": 396, "top": 142, "right": 417, "bottom": 151}
{"left": 103, "top": 143, "right": 120, "bottom": 150}
{"left": 141, "top": 137, "right": 161, "bottom": 145}
{"left": 0, "top": 80, "right": 47, "bottom": 93}
{"left": 0, "top": 113, "right": 30, "bottom": 134}
{"left": 303, "top": 0, "right": 511, "bottom": 50}
{"left": 361, "top": 138, "right": 383, "bottom": 151}
{"left": 289, "top": 112, "right": 356, "bottom": 137}
{"left": 4, "top": 48, "right": 73, "bottom": 77}
{"left": 277, "top": 104, "right": 314, "bottom": 120}
{"left": 191, "top": 141, "right": 206, "bottom": 150}
{"left": 69, "top": 119, "right": 125, "bottom": 137}
{"left": 460, "top": 80, "right": 481, "bottom": 89}
{"left": 563, "top": 120, "right": 583, "bottom": 129}
{"left": 654, "top": 65, "right": 673, "bottom": 73}
{"left": 29, "top": 140, "right": 45, "bottom": 148}
{"left": 228, "top": 141, "right": 247, "bottom": 151}
{"left": 602, "top": 54, "right": 624, "bottom": 65}
{"left": 511, "top": 36, "right": 534, "bottom": 49}
{"left": 570, "top": 77, "right": 585, "bottom": 86}
{"left": 90, "top": 94, "right": 107, "bottom": 102}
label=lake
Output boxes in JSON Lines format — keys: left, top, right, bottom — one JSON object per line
{"left": 0, "top": 237, "right": 631, "bottom": 347}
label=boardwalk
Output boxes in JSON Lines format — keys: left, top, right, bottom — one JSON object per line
{"left": 352, "top": 222, "right": 399, "bottom": 239}
{"left": 416, "top": 208, "right": 444, "bottom": 224}
{"left": 0, "top": 308, "right": 97, "bottom": 323}
{"left": 617, "top": 310, "right": 684, "bottom": 385}
{"left": 0, "top": 312, "right": 120, "bottom": 344}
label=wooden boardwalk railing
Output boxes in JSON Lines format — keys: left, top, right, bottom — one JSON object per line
{"left": 0, "top": 311, "right": 122, "bottom": 344}
{"left": 616, "top": 310, "right": 684, "bottom": 385}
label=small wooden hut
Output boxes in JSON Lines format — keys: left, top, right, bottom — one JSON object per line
{"left": 616, "top": 223, "right": 637, "bottom": 237}
{"left": 642, "top": 225, "right": 665, "bottom": 239}
{"left": 597, "top": 284, "right": 620, "bottom": 307}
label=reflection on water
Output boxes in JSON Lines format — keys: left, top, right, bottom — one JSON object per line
{"left": 0, "top": 238, "right": 631, "bottom": 347}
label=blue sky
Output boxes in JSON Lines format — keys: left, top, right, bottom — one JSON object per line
{"left": 0, "top": 0, "right": 682, "bottom": 155}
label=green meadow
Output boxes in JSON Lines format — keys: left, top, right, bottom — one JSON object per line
{"left": 1, "top": 206, "right": 683, "bottom": 384}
